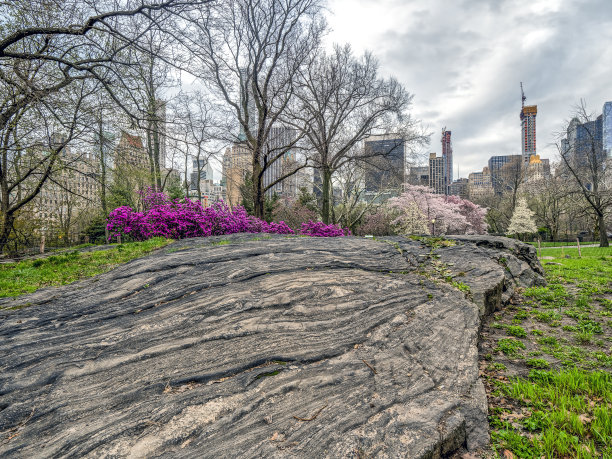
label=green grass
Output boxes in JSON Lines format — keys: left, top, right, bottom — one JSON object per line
{"left": 496, "top": 338, "right": 526, "bottom": 357}
{"left": 0, "top": 238, "right": 171, "bottom": 298}
{"left": 210, "top": 240, "right": 230, "bottom": 246}
{"left": 450, "top": 280, "right": 471, "bottom": 295}
{"left": 525, "top": 358, "right": 550, "bottom": 369}
{"left": 528, "top": 241, "right": 597, "bottom": 248}
{"left": 492, "top": 369, "right": 612, "bottom": 458}
{"left": 540, "top": 248, "right": 612, "bottom": 285}
{"left": 506, "top": 325, "right": 527, "bottom": 338}
{"left": 486, "top": 246, "right": 612, "bottom": 458}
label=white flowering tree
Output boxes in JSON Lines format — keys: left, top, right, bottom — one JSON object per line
{"left": 507, "top": 197, "right": 537, "bottom": 239}
{"left": 391, "top": 201, "right": 429, "bottom": 235}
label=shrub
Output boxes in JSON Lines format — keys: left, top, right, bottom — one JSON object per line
{"left": 355, "top": 208, "right": 394, "bottom": 236}
{"left": 272, "top": 202, "right": 318, "bottom": 232}
{"left": 107, "top": 190, "right": 347, "bottom": 242}
{"left": 299, "top": 221, "right": 351, "bottom": 237}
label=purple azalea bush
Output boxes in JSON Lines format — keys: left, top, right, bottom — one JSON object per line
{"left": 106, "top": 190, "right": 348, "bottom": 241}
{"left": 300, "top": 220, "right": 351, "bottom": 237}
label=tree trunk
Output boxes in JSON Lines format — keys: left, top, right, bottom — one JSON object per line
{"left": 598, "top": 212, "right": 609, "bottom": 247}
{"left": 196, "top": 154, "right": 202, "bottom": 204}
{"left": 146, "top": 126, "right": 156, "bottom": 188}
{"left": 0, "top": 211, "right": 14, "bottom": 254}
{"left": 321, "top": 167, "right": 332, "bottom": 224}
{"left": 152, "top": 118, "right": 162, "bottom": 189}
{"left": 252, "top": 161, "right": 264, "bottom": 219}
{"left": 184, "top": 153, "right": 189, "bottom": 199}
{"left": 98, "top": 122, "right": 109, "bottom": 244}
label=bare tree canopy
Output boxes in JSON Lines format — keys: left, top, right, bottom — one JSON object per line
{"left": 557, "top": 101, "right": 611, "bottom": 247}
{"left": 175, "top": 0, "right": 326, "bottom": 218}
{"left": 290, "top": 44, "right": 424, "bottom": 223}
{"left": 0, "top": 0, "right": 213, "bottom": 251}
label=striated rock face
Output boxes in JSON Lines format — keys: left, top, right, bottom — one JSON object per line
{"left": 0, "top": 235, "right": 544, "bottom": 458}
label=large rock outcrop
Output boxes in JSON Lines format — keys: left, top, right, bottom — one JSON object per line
{"left": 0, "top": 234, "right": 544, "bottom": 458}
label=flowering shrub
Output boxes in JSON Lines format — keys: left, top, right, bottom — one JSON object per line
{"left": 300, "top": 221, "right": 351, "bottom": 237}
{"left": 387, "top": 185, "right": 487, "bottom": 236}
{"left": 107, "top": 191, "right": 343, "bottom": 241}
{"left": 141, "top": 187, "right": 170, "bottom": 209}
{"left": 355, "top": 208, "right": 394, "bottom": 236}
{"left": 272, "top": 202, "right": 318, "bottom": 232}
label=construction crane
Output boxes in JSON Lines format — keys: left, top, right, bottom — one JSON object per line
{"left": 520, "top": 82, "right": 526, "bottom": 108}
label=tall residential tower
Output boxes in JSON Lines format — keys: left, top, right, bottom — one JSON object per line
{"left": 520, "top": 82, "right": 537, "bottom": 164}
{"left": 603, "top": 101, "right": 612, "bottom": 158}
{"left": 441, "top": 129, "right": 452, "bottom": 194}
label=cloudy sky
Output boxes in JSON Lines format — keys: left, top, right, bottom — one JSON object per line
{"left": 325, "top": 0, "right": 612, "bottom": 177}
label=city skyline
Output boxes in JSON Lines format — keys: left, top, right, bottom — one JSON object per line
{"left": 325, "top": 0, "right": 612, "bottom": 177}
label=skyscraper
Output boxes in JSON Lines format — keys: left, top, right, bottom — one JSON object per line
{"left": 603, "top": 101, "right": 612, "bottom": 158}
{"left": 520, "top": 83, "right": 537, "bottom": 164}
{"left": 429, "top": 153, "right": 445, "bottom": 194}
{"left": 363, "top": 135, "right": 405, "bottom": 193}
{"left": 441, "top": 129, "right": 452, "bottom": 194}
{"left": 407, "top": 166, "right": 429, "bottom": 187}
{"left": 224, "top": 143, "right": 252, "bottom": 208}
{"left": 449, "top": 178, "right": 468, "bottom": 199}
{"left": 467, "top": 166, "right": 493, "bottom": 201}
{"left": 488, "top": 154, "right": 522, "bottom": 194}
{"left": 262, "top": 126, "right": 297, "bottom": 198}
{"left": 190, "top": 159, "right": 214, "bottom": 193}
{"left": 525, "top": 154, "right": 551, "bottom": 182}
{"left": 562, "top": 116, "right": 604, "bottom": 169}
{"left": 238, "top": 68, "right": 258, "bottom": 142}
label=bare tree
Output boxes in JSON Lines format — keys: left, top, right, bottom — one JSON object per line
{"left": 0, "top": 1, "right": 208, "bottom": 131}
{"left": 118, "top": 14, "right": 176, "bottom": 190}
{"left": 525, "top": 170, "right": 570, "bottom": 241}
{"left": 173, "top": 91, "right": 226, "bottom": 203}
{"left": 290, "top": 44, "right": 423, "bottom": 223}
{"left": 178, "top": 0, "right": 325, "bottom": 218}
{"left": 492, "top": 156, "right": 525, "bottom": 210}
{"left": 557, "top": 101, "right": 610, "bottom": 247}
{"left": 0, "top": 74, "right": 95, "bottom": 252}
{"left": 0, "top": 0, "right": 212, "bottom": 250}
{"left": 332, "top": 162, "right": 389, "bottom": 232}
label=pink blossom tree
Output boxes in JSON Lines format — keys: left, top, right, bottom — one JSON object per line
{"left": 387, "top": 185, "right": 487, "bottom": 236}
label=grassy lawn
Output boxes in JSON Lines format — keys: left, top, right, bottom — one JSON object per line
{"left": 0, "top": 238, "right": 171, "bottom": 298}
{"left": 480, "top": 246, "right": 612, "bottom": 458}
{"left": 527, "top": 241, "right": 600, "bottom": 248}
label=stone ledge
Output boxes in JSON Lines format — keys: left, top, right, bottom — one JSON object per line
{"left": 0, "top": 234, "right": 545, "bottom": 458}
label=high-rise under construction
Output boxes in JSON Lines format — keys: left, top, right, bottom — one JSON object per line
{"left": 520, "top": 82, "right": 537, "bottom": 164}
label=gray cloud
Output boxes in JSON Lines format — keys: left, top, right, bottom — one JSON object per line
{"left": 326, "top": 0, "right": 612, "bottom": 177}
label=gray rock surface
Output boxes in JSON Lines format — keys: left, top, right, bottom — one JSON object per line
{"left": 0, "top": 234, "right": 544, "bottom": 458}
